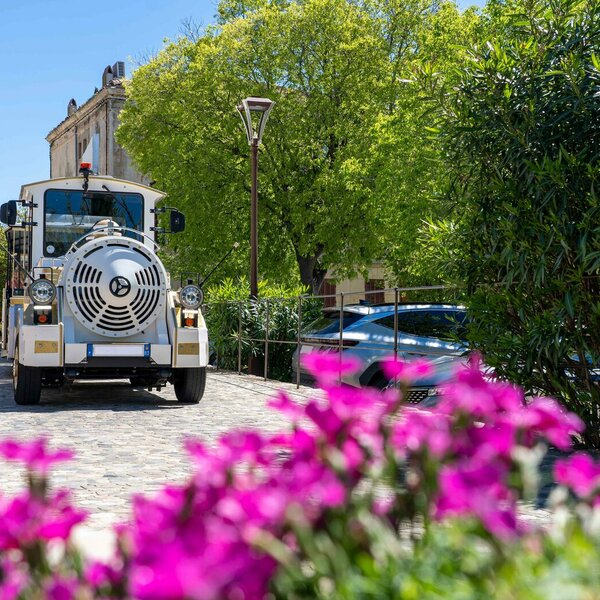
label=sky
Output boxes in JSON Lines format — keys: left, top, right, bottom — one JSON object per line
{"left": 0, "top": 0, "right": 480, "bottom": 200}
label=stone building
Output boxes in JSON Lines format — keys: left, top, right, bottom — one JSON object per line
{"left": 46, "top": 62, "right": 148, "bottom": 185}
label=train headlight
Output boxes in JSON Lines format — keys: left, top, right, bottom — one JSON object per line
{"left": 29, "top": 279, "right": 56, "bottom": 305}
{"left": 179, "top": 284, "right": 203, "bottom": 309}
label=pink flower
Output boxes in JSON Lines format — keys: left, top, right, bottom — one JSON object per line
{"left": 554, "top": 452, "right": 600, "bottom": 498}
{"left": 0, "top": 558, "right": 27, "bottom": 600}
{"left": 435, "top": 460, "right": 519, "bottom": 540}
{"left": 267, "top": 392, "right": 304, "bottom": 423}
{"left": 85, "top": 560, "right": 124, "bottom": 589}
{"left": 0, "top": 438, "right": 74, "bottom": 475}
{"left": 0, "top": 489, "right": 86, "bottom": 550}
{"left": 382, "top": 357, "right": 434, "bottom": 384}
{"left": 301, "top": 352, "right": 361, "bottom": 384}
{"left": 44, "top": 576, "right": 78, "bottom": 600}
{"left": 305, "top": 401, "right": 344, "bottom": 440}
{"left": 526, "top": 398, "right": 584, "bottom": 449}
{"left": 391, "top": 408, "right": 452, "bottom": 458}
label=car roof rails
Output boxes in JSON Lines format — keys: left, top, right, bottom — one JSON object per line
{"left": 370, "top": 301, "right": 463, "bottom": 307}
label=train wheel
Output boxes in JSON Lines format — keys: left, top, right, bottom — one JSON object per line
{"left": 13, "top": 343, "right": 42, "bottom": 406}
{"left": 173, "top": 368, "right": 206, "bottom": 404}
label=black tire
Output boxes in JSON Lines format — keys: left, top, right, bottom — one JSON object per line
{"left": 13, "top": 343, "right": 42, "bottom": 406}
{"left": 173, "top": 368, "right": 206, "bottom": 404}
{"left": 130, "top": 376, "right": 149, "bottom": 387}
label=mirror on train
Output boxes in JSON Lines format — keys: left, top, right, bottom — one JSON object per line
{"left": 170, "top": 210, "right": 185, "bottom": 233}
{"left": 0, "top": 201, "right": 18, "bottom": 226}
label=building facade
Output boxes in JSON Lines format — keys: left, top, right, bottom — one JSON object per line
{"left": 46, "top": 62, "right": 148, "bottom": 185}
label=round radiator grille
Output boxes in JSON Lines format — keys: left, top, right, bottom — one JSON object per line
{"left": 61, "top": 237, "right": 167, "bottom": 338}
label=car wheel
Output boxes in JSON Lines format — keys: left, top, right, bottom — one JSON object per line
{"left": 13, "top": 342, "right": 42, "bottom": 406}
{"left": 173, "top": 368, "right": 206, "bottom": 404}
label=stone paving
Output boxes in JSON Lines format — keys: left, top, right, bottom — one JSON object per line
{"left": 0, "top": 360, "right": 314, "bottom": 530}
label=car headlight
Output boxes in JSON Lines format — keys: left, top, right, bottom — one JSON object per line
{"left": 179, "top": 284, "right": 203, "bottom": 309}
{"left": 29, "top": 279, "right": 56, "bottom": 305}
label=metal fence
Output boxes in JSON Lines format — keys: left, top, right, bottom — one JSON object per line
{"left": 202, "top": 285, "right": 465, "bottom": 388}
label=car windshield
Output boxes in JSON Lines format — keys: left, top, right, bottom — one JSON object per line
{"left": 303, "top": 310, "right": 364, "bottom": 335}
{"left": 377, "top": 310, "right": 468, "bottom": 342}
{"left": 44, "top": 189, "right": 144, "bottom": 257}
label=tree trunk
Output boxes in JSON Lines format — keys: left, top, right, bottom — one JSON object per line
{"left": 296, "top": 252, "right": 327, "bottom": 296}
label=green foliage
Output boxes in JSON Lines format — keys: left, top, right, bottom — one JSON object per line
{"left": 204, "top": 277, "right": 321, "bottom": 380}
{"left": 271, "top": 519, "right": 600, "bottom": 599}
{"left": 436, "top": 0, "right": 600, "bottom": 444}
{"left": 117, "top": 0, "right": 480, "bottom": 292}
{"left": 273, "top": 519, "right": 600, "bottom": 600}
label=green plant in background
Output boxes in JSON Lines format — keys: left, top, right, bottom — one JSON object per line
{"left": 204, "top": 277, "right": 321, "bottom": 380}
{"left": 436, "top": 0, "right": 600, "bottom": 446}
{"left": 117, "top": 0, "right": 480, "bottom": 293}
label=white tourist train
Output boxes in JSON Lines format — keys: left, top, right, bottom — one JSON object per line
{"left": 0, "top": 165, "right": 209, "bottom": 405}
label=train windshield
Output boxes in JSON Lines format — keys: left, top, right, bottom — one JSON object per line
{"left": 44, "top": 189, "right": 144, "bottom": 256}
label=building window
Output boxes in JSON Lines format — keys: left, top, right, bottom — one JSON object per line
{"left": 365, "top": 279, "right": 385, "bottom": 304}
{"left": 321, "top": 279, "right": 337, "bottom": 308}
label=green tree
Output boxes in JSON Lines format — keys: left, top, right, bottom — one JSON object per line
{"left": 437, "top": 0, "right": 600, "bottom": 445}
{"left": 117, "top": 0, "right": 478, "bottom": 292}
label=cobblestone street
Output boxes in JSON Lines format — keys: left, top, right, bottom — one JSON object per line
{"left": 0, "top": 360, "right": 314, "bottom": 530}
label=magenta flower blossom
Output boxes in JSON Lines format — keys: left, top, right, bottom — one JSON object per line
{"left": 85, "top": 560, "right": 124, "bottom": 590}
{"left": 391, "top": 408, "right": 452, "bottom": 457}
{"left": 435, "top": 460, "right": 519, "bottom": 541}
{"left": 44, "top": 576, "right": 78, "bottom": 600}
{"left": 0, "top": 558, "right": 27, "bottom": 600}
{"left": 0, "top": 438, "right": 74, "bottom": 475}
{"left": 0, "top": 489, "right": 87, "bottom": 550}
{"left": 301, "top": 351, "right": 361, "bottom": 384}
{"left": 554, "top": 452, "right": 600, "bottom": 499}
{"left": 267, "top": 391, "right": 305, "bottom": 423}
{"left": 382, "top": 357, "right": 434, "bottom": 384}
{"left": 0, "top": 352, "right": 591, "bottom": 597}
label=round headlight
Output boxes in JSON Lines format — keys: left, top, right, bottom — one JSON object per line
{"left": 179, "top": 284, "right": 203, "bottom": 309}
{"left": 29, "top": 279, "right": 56, "bottom": 305}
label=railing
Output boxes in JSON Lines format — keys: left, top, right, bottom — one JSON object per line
{"left": 202, "top": 285, "right": 466, "bottom": 388}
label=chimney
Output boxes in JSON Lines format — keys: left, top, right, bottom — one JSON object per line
{"left": 102, "top": 65, "right": 113, "bottom": 87}
{"left": 67, "top": 98, "right": 78, "bottom": 117}
{"left": 112, "top": 61, "right": 125, "bottom": 79}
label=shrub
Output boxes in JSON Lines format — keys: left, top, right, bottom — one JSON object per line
{"left": 3, "top": 356, "right": 600, "bottom": 598}
{"left": 204, "top": 277, "right": 321, "bottom": 381}
{"left": 436, "top": 0, "right": 600, "bottom": 445}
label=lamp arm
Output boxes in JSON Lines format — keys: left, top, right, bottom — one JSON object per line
{"left": 200, "top": 242, "right": 240, "bottom": 288}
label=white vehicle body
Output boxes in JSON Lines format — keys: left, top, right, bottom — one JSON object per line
{"left": 1, "top": 174, "right": 209, "bottom": 405}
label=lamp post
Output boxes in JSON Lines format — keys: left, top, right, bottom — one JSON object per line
{"left": 236, "top": 97, "right": 275, "bottom": 298}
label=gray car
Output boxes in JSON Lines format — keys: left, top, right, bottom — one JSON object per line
{"left": 293, "top": 303, "right": 468, "bottom": 401}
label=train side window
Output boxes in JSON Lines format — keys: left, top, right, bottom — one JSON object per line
{"left": 5, "top": 228, "right": 29, "bottom": 297}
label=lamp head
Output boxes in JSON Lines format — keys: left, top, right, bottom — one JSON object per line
{"left": 236, "top": 97, "right": 275, "bottom": 145}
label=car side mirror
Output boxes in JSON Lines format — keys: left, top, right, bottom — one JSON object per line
{"left": 170, "top": 210, "right": 185, "bottom": 233}
{"left": 0, "top": 201, "right": 17, "bottom": 226}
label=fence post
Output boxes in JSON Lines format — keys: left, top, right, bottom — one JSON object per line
{"left": 264, "top": 299, "right": 270, "bottom": 381}
{"left": 338, "top": 291, "right": 344, "bottom": 385}
{"left": 394, "top": 287, "right": 399, "bottom": 388}
{"left": 207, "top": 306, "right": 218, "bottom": 371}
{"left": 296, "top": 295, "right": 302, "bottom": 389}
{"left": 238, "top": 301, "right": 242, "bottom": 375}
{"left": 394, "top": 288, "right": 399, "bottom": 361}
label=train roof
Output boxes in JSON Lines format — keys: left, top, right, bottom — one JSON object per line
{"left": 19, "top": 176, "right": 166, "bottom": 201}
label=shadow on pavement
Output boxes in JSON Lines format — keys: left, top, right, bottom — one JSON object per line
{"left": 0, "top": 362, "right": 183, "bottom": 413}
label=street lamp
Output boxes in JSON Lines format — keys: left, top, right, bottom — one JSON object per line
{"left": 236, "top": 97, "right": 275, "bottom": 298}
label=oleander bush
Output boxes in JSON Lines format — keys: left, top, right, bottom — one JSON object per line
{"left": 436, "top": 0, "right": 600, "bottom": 446}
{"left": 204, "top": 277, "right": 321, "bottom": 381}
{"left": 3, "top": 355, "right": 600, "bottom": 599}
